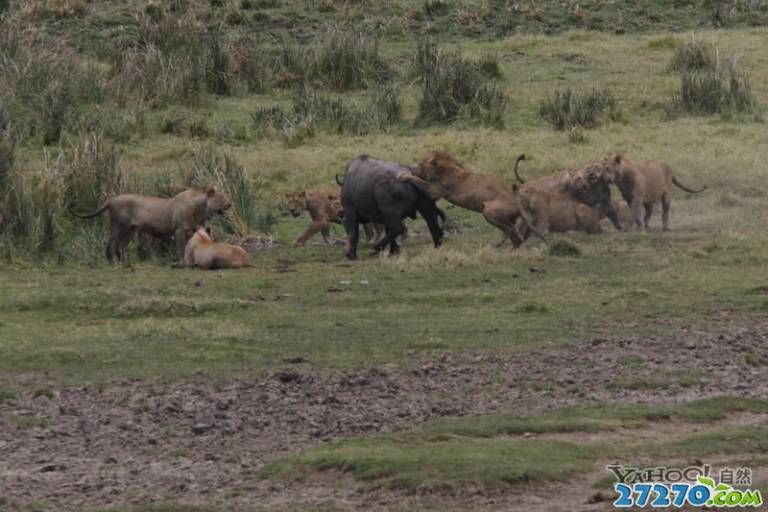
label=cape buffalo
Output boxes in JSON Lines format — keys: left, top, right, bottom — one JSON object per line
{"left": 339, "top": 155, "right": 444, "bottom": 260}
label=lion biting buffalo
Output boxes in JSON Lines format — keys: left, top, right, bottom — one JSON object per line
{"left": 339, "top": 154, "right": 445, "bottom": 260}
{"left": 60, "top": 148, "right": 707, "bottom": 268}
{"left": 397, "top": 150, "right": 546, "bottom": 247}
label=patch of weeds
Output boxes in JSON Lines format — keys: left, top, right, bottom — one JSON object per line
{"left": 547, "top": 240, "right": 581, "bottom": 257}
{"left": 617, "top": 355, "right": 646, "bottom": 367}
{"left": 668, "top": 55, "right": 758, "bottom": 116}
{"left": 188, "top": 118, "right": 211, "bottom": 138}
{"left": 0, "top": 387, "right": 16, "bottom": 403}
{"left": 539, "top": 85, "right": 621, "bottom": 130}
{"left": 6, "top": 414, "right": 49, "bottom": 429}
{"left": 413, "top": 39, "right": 507, "bottom": 127}
{"left": 745, "top": 352, "right": 764, "bottom": 366}
{"left": 607, "top": 378, "right": 670, "bottom": 391}
{"left": 133, "top": 404, "right": 151, "bottom": 414}
{"left": 670, "top": 35, "right": 715, "bottom": 72}
{"left": 515, "top": 301, "right": 550, "bottom": 314}
{"left": 32, "top": 388, "right": 55, "bottom": 399}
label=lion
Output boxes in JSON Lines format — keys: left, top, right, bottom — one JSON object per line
{"left": 285, "top": 187, "right": 383, "bottom": 246}
{"left": 516, "top": 185, "right": 604, "bottom": 240}
{"left": 513, "top": 154, "right": 625, "bottom": 232}
{"left": 398, "top": 151, "right": 545, "bottom": 247}
{"left": 69, "top": 188, "right": 231, "bottom": 263}
{"left": 581, "top": 154, "right": 707, "bottom": 231}
{"left": 180, "top": 227, "right": 253, "bottom": 269}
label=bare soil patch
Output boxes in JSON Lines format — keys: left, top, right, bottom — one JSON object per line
{"left": 2, "top": 320, "right": 767, "bottom": 511}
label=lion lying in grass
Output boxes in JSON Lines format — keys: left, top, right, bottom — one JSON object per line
{"left": 69, "top": 188, "right": 231, "bottom": 263}
{"left": 285, "top": 187, "right": 385, "bottom": 246}
{"left": 580, "top": 154, "right": 708, "bottom": 231}
{"left": 180, "top": 227, "right": 252, "bottom": 269}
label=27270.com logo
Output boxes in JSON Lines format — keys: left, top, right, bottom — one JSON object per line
{"left": 614, "top": 477, "right": 763, "bottom": 508}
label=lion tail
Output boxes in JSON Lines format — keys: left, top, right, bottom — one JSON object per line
{"left": 513, "top": 153, "right": 527, "bottom": 184}
{"left": 672, "top": 176, "right": 707, "bottom": 194}
{"left": 68, "top": 200, "right": 111, "bottom": 219}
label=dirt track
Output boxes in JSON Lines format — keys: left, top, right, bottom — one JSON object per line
{"left": 2, "top": 320, "right": 767, "bottom": 511}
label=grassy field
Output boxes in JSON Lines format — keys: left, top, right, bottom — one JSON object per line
{"left": 2, "top": 1, "right": 768, "bottom": 510}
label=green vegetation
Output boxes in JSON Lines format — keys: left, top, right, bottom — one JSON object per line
{"left": 261, "top": 397, "right": 768, "bottom": 489}
{"left": 2, "top": 3, "right": 768, "bottom": 508}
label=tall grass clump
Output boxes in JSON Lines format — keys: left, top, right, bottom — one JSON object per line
{"left": 252, "top": 83, "right": 401, "bottom": 140}
{"left": 539, "top": 86, "right": 621, "bottom": 130}
{"left": 670, "top": 35, "right": 715, "bottom": 71}
{"left": 668, "top": 47, "right": 758, "bottom": 117}
{"left": 413, "top": 40, "right": 507, "bottom": 127}
{"left": 186, "top": 145, "right": 273, "bottom": 235}
{"left": 0, "top": 23, "right": 104, "bottom": 144}
{"left": 0, "top": 131, "right": 126, "bottom": 259}
{"left": 313, "top": 30, "right": 391, "bottom": 90}
{"left": 271, "top": 30, "right": 391, "bottom": 91}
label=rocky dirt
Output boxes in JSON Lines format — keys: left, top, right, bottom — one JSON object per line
{"left": 2, "top": 321, "right": 767, "bottom": 511}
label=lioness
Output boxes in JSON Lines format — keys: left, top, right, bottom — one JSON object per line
{"left": 516, "top": 185, "right": 603, "bottom": 240}
{"left": 398, "top": 151, "right": 545, "bottom": 247}
{"left": 69, "top": 188, "right": 231, "bottom": 263}
{"left": 180, "top": 227, "right": 253, "bottom": 269}
{"left": 513, "top": 155, "right": 624, "bottom": 232}
{"left": 286, "top": 187, "right": 383, "bottom": 246}
{"left": 582, "top": 154, "right": 707, "bottom": 231}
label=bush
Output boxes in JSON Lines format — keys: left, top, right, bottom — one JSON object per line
{"left": 0, "top": 23, "right": 104, "bottom": 144}
{"left": 413, "top": 40, "right": 507, "bottom": 127}
{"left": 252, "top": 83, "right": 402, "bottom": 139}
{"left": 186, "top": 146, "right": 270, "bottom": 235}
{"left": 670, "top": 36, "right": 715, "bottom": 72}
{"left": 539, "top": 86, "right": 621, "bottom": 130}
{"left": 669, "top": 58, "right": 757, "bottom": 116}
{"left": 314, "top": 30, "right": 391, "bottom": 91}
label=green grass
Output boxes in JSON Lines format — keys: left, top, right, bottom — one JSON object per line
{"left": 261, "top": 397, "right": 768, "bottom": 490}
{"left": 2, "top": 227, "right": 767, "bottom": 383}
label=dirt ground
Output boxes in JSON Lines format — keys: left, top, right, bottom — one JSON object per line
{"left": 2, "top": 319, "right": 767, "bottom": 511}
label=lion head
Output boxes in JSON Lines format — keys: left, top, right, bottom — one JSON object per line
{"left": 284, "top": 191, "right": 306, "bottom": 217}
{"left": 414, "top": 151, "right": 466, "bottom": 183}
{"left": 205, "top": 188, "right": 232, "bottom": 218}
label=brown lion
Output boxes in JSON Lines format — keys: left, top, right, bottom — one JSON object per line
{"left": 69, "top": 188, "right": 231, "bottom": 263}
{"left": 398, "top": 151, "right": 545, "bottom": 247}
{"left": 581, "top": 154, "right": 707, "bottom": 231}
{"left": 180, "top": 227, "right": 253, "bottom": 269}
{"left": 285, "top": 187, "right": 383, "bottom": 246}
{"left": 516, "top": 185, "right": 604, "bottom": 240}
{"left": 513, "top": 155, "right": 625, "bottom": 232}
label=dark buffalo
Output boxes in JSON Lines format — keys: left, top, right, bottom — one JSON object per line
{"left": 339, "top": 155, "right": 444, "bottom": 260}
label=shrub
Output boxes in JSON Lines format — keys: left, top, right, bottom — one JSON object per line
{"left": 0, "top": 24, "right": 104, "bottom": 144}
{"left": 547, "top": 240, "right": 581, "bottom": 257}
{"left": 669, "top": 58, "right": 757, "bottom": 116}
{"left": 539, "top": 86, "right": 621, "bottom": 130}
{"left": 670, "top": 36, "right": 715, "bottom": 72}
{"left": 252, "top": 83, "right": 401, "bottom": 139}
{"left": 186, "top": 146, "right": 268, "bottom": 235}
{"left": 413, "top": 40, "right": 507, "bottom": 127}
{"left": 314, "top": 30, "right": 391, "bottom": 91}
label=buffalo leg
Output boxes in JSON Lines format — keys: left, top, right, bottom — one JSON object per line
{"left": 344, "top": 212, "right": 360, "bottom": 260}
{"left": 371, "top": 213, "right": 404, "bottom": 256}
{"left": 416, "top": 200, "right": 444, "bottom": 248}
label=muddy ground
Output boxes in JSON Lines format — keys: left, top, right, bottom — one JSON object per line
{"left": 2, "top": 320, "right": 767, "bottom": 511}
